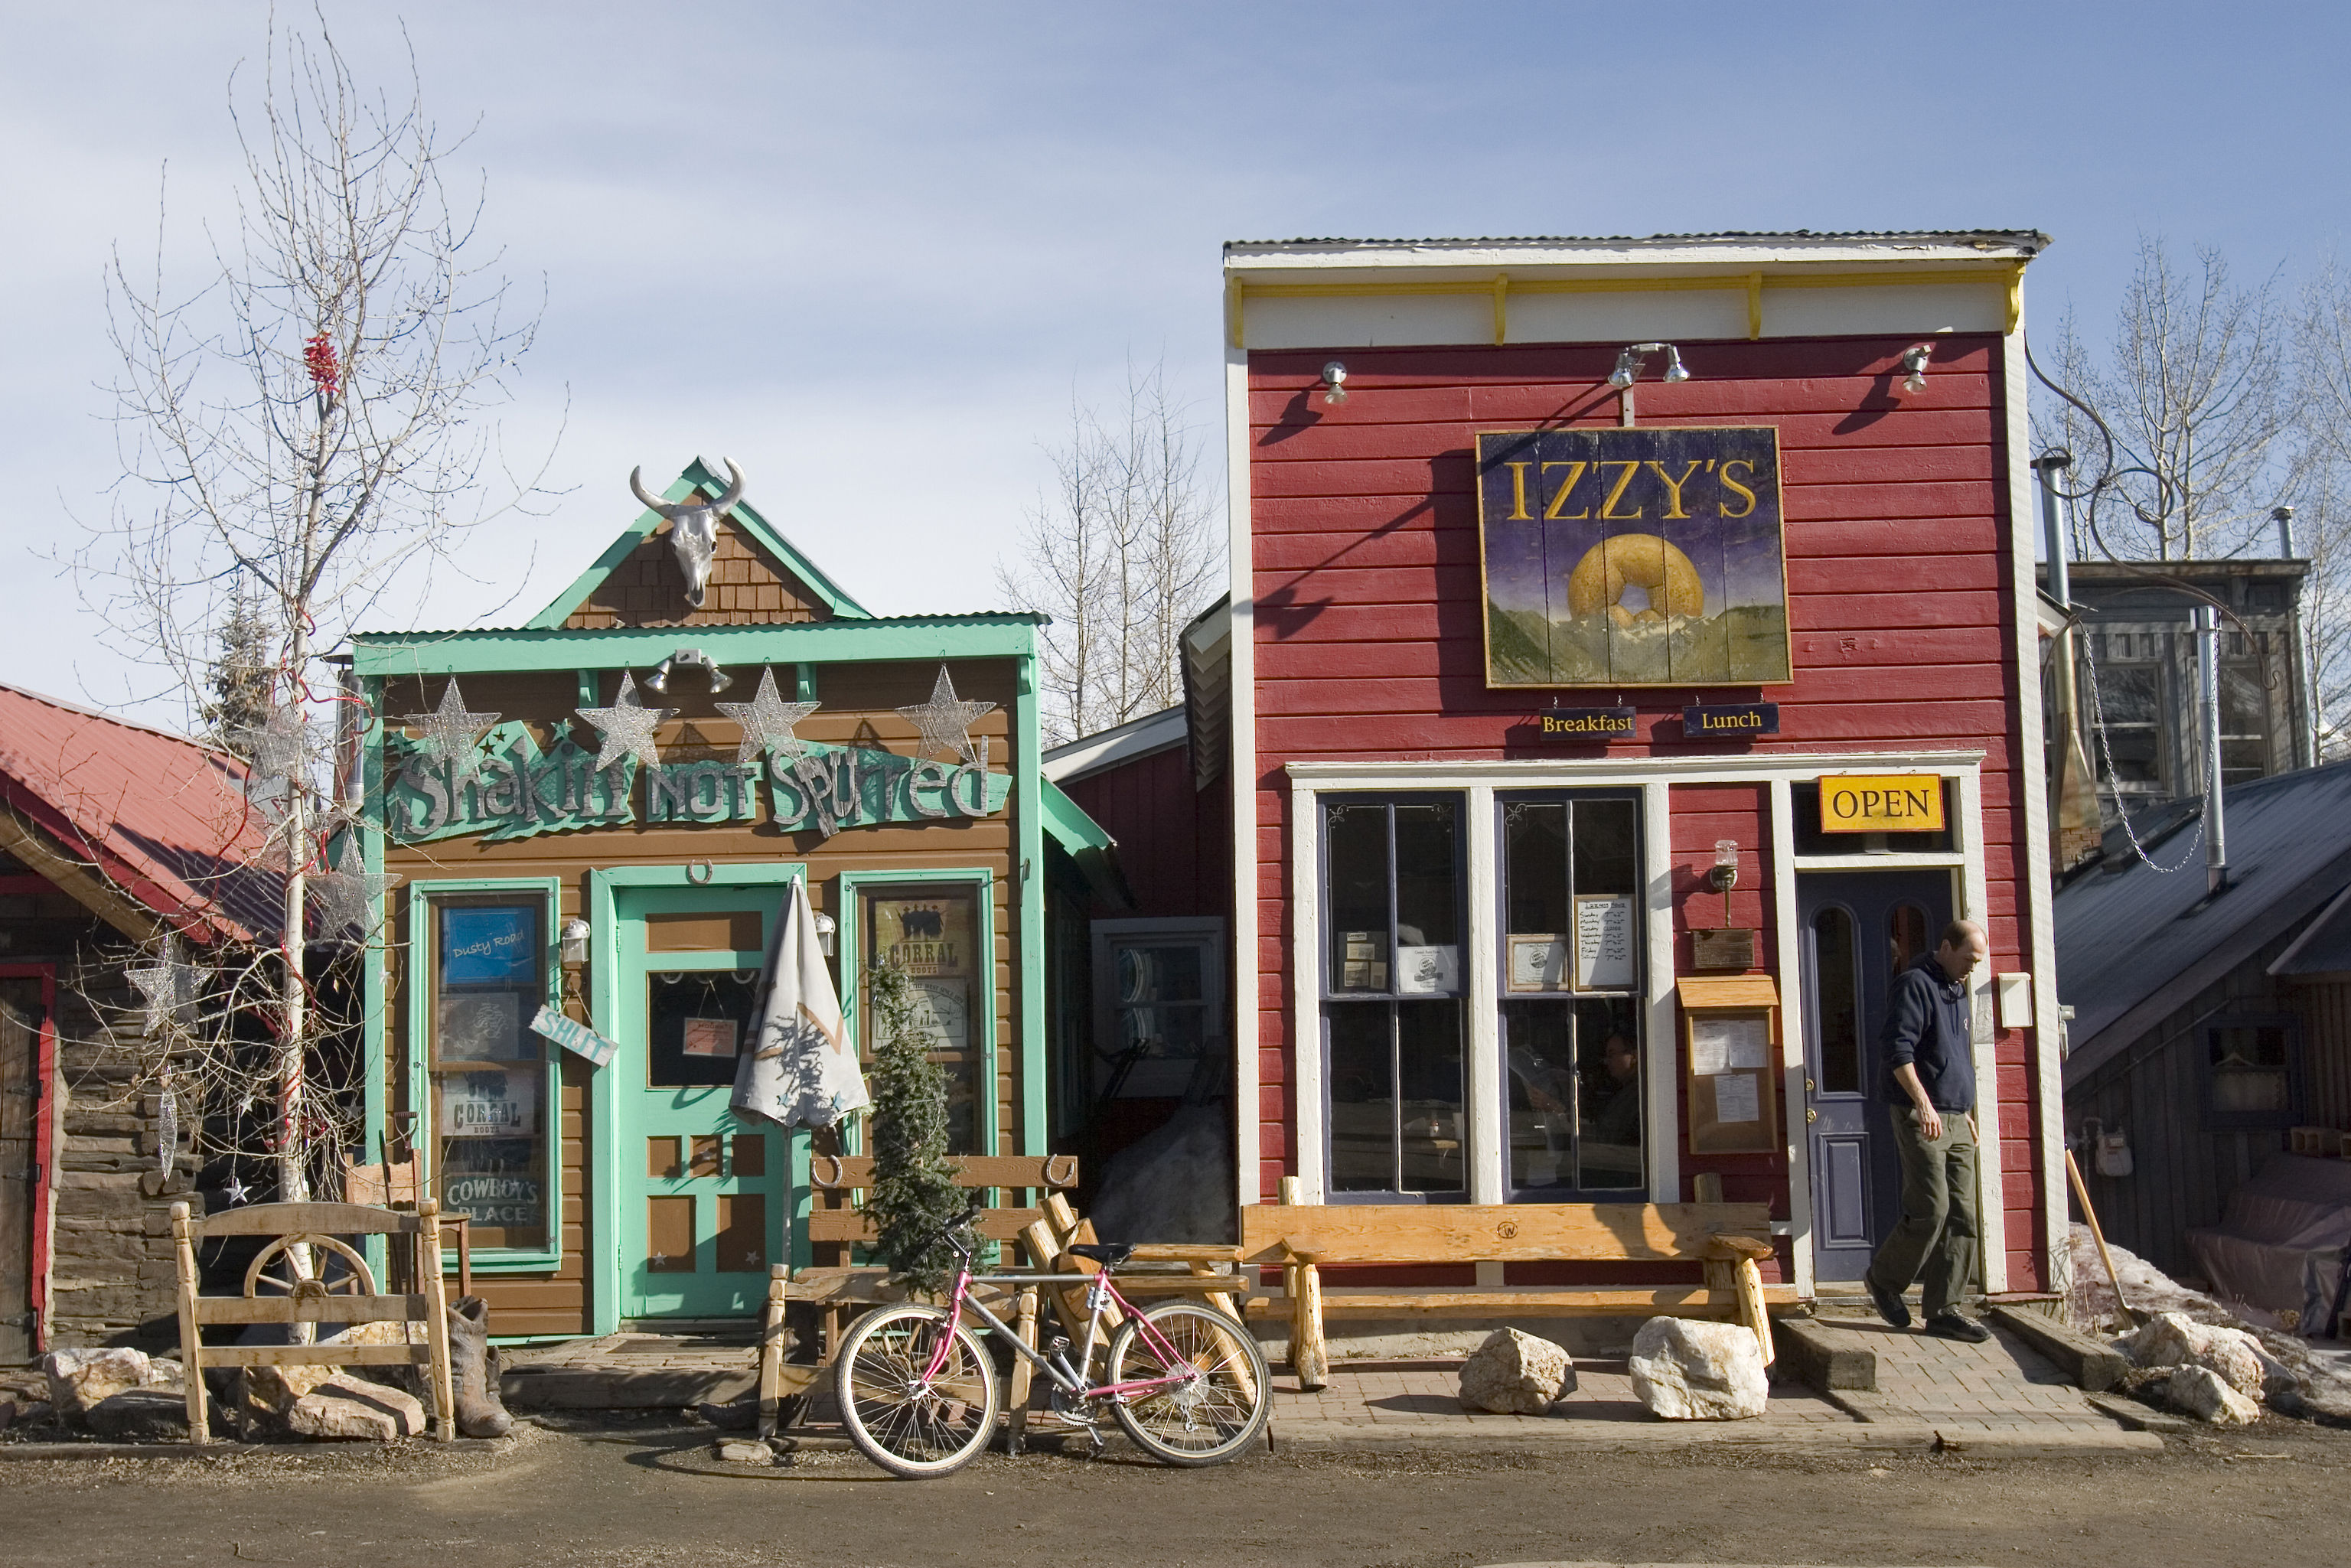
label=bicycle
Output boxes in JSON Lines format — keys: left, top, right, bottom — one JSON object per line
{"left": 831, "top": 1200, "right": 1271, "bottom": 1478}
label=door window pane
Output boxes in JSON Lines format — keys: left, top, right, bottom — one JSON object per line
{"left": 647, "top": 970, "right": 760, "bottom": 1088}
{"left": 1326, "top": 804, "right": 1391, "bottom": 991}
{"left": 862, "top": 884, "right": 983, "bottom": 1153}
{"left": 1811, "top": 908, "right": 1862, "bottom": 1094}
{"left": 1887, "top": 904, "right": 1929, "bottom": 978}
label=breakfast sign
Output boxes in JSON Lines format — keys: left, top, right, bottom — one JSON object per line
{"left": 385, "top": 722, "right": 1009, "bottom": 845}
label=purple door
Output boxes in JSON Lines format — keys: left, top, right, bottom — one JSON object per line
{"left": 1797, "top": 871, "right": 1952, "bottom": 1281}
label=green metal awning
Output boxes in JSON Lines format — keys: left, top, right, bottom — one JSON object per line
{"left": 1038, "top": 777, "right": 1133, "bottom": 911}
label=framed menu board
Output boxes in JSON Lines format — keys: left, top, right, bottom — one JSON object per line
{"left": 1682, "top": 1006, "right": 1779, "bottom": 1155}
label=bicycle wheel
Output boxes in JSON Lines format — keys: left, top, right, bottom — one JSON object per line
{"left": 833, "top": 1304, "right": 1001, "bottom": 1478}
{"left": 1107, "top": 1300, "right": 1271, "bottom": 1465}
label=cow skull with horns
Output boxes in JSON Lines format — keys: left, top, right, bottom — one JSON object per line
{"left": 628, "top": 459, "right": 748, "bottom": 610}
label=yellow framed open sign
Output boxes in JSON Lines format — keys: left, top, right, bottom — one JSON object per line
{"left": 1818, "top": 773, "right": 1945, "bottom": 834}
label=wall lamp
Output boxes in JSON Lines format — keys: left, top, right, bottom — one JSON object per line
{"left": 1708, "top": 839, "right": 1740, "bottom": 925}
{"left": 559, "top": 917, "right": 591, "bottom": 966}
{"left": 1899, "top": 343, "right": 1933, "bottom": 393}
{"left": 1319, "top": 361, "right": 1349, "bottom": 406}
{"left": 1607, "top": 343, "right": 1687, "bottom": 426}
{"left": 645, "top": 647, "right": 732, "bottom": 694}
{"left": 813, "top": 910, "right": 836, "bottom": 957}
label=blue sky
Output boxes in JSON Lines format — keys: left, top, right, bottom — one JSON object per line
{"left": 3, "top": 2, "right": 2343, "bottom": 722}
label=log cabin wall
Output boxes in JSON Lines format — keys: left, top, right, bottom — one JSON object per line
{"left": 1224, "top": 236, "right": 2063, "bottom": 1297}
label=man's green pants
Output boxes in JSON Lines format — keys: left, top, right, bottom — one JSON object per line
{"left": 1864, "top": 1107, "right": 1979, "bottom": 1319}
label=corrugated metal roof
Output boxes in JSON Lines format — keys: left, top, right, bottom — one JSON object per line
{"left": 0, "top": 683, "right": 281, "bottom": 944}
{"left": 351, "top": 610, "right": 1048, "bottom": 641}
{"left": 1226, "top": 230, "right": 2051, "bottom": 252}
{"left": 2271, "top": 886, "right": 2351, "bottom": 978}
{"left": 2056, "top": 760, "right": 2351, "bottom": 1082}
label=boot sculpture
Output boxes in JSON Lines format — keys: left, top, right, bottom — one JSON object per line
{"left": 445, "top": 1295, "right": 514, "bottom": 1438}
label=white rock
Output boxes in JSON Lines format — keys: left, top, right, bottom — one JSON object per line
{"left": 2168, "top": 1364, "right": 2261, "bottom": 1426}
{"left": 2127, "top": 1311, "right": 2265, "bottom": 1397}
{"left": 287, "top": 1374, "right": 426, "bottom": 1440}
{"left": 1627, "top": 1317, "right": 1769, "bottom": 1421}
{"left": 236, "top": 1319, "right": 422, "bottom": 1431}
{"left": 716, "top": 1439, "right": 775, "bottom": 1465}
{"left": 43, "top": 1348, "right": 152, "bottom": 1420}
{"left": 1457, "top": 1328, "right": 1576, "bottom": 1414}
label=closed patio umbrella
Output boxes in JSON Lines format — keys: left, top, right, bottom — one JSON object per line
{"left": 732, "top": 879, "right": 869, "bottom": 1127}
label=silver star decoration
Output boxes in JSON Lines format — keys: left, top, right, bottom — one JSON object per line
{"left": 230, "top": 704, "right": 309, "bottom": 782}
{"left": 895, "top": 665, "right": 996, "bottom": 765}
{"left": 313, "top": 837, "right": 401, "bottom": 940}
{"left": 575, "top": 673, "right": 676, "bottom": 771}
{"left": 713, "top": 667, "right": 820, "bottom": 764}
{"left": 126, "top": 960, "right": 198, "bottom": 1035}
{"left": 401, "top": 679, "right": 502, "bottom": 789}
{"left": 220, "top": 1170, "right": 249, "bottom": 1207}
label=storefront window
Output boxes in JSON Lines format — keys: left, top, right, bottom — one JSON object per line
{"left": 1321, "top": 798, "right": 1464, "bottom": 1196}
{"left": 428, "top": 896, "right": 553, "bottom": 1253}
{"left": 862, "top": 882, "right": 983, "bottom": 1154}
{"left": 1498, "top": 793, "right": 1643, "bottom": 1195}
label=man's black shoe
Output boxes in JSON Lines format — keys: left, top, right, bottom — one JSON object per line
{"left": 1924, "top": 1312, "right": 1992, "bottom": 1343}
{"left": 1865, "top": 1276, "right": 1911, "bottom": 1328}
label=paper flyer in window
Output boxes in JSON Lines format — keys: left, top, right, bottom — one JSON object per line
{"left": 1693, "top": 1016, "right": 1770, "bottom": 1074}
{"left": 439, "top": 992, "right": 527, "bottom": 1061}
{"left": 1394, "top": 945, "right": 1459, "bottom": 995}
{"left": 1573, "top": 895, "right": 1635, "bottom": 989}
{"left": 1508, "top": 936, "right": 1570, "bottom": 992}
{"left": 439, "top": 1068, "right": 540, "bottom": 1138}
{"left": 681, "top": 1016, "right": 740, "bottom": 1058}
{"left": 908, "top": 978, "right": 970, "bottom": 1051}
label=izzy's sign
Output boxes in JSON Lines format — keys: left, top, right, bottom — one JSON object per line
{"left": 386, "top": 725, "right": 1008, "bottom": 844}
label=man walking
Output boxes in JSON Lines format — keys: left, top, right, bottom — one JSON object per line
{"left": 1864, "top": 918, "right": 1991, "bottom": 1341}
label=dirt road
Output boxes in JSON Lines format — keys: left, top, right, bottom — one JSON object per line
{"left": 3, "top": 1417, "right": 2346, "bottom": 1568}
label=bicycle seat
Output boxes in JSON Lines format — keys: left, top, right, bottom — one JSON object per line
{"left": 1066, "top": 1241, "right": 1135, "bottom": 1267}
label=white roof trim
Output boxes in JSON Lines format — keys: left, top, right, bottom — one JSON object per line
{"left": 1042, "top": 706, "right": 1188, "bottom": 785}
{"left": 1225, "top": 236, "right": 2043, "bottom": 278}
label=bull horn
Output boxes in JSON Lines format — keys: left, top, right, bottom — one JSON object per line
{"left": 628, "top": 465, "right": 680, "bottom": 520}
{"left": 710, "top": 458, "right": 746, "bottom": 514}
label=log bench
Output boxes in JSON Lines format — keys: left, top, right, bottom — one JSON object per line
{"left": 1241, "top": 1181, "right": 1792, "bottom": 1390}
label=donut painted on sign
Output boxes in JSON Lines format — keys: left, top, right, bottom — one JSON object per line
{"left": 1565, "top": 534, "right": 1705, "bottom": 628}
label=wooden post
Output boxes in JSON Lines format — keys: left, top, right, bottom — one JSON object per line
{"left": 1005, "top": 1284, "right": 1039, "bottom": 1452}
{"left": 419, "top": 1200, "right": 457, "bottom": 1441}
{"left": 1692, "top": 1172, "right": 1724, "bottom": 1204}
{"left": 756, "top": 1263, "right": 789, "bottom": 1439}
{"left": 1736, "top": 1257, "right": 1774, "bottom": 1368}
{"left": 1289, "top": 1244, "right": 1327, "bottom": 1392}
{"left": 169, "top": 1201, "right": 209, "bottom": 1445}
{"left": 1705, "top": 1236, "right": 1777, "bottom": 1368}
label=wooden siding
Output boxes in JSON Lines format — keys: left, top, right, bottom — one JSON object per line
{"left": 561, "top": 520, "right": 837, "bottom": 629}
{"left": 1059, "top": 745, "right": 1232, "bottom": 920}
{"left": 381, "top": 658, "right": 1025, "bottom": 1333}
{"left": 2289, "top": 978, "right": 2351, "bottom": 1129}
{"left": 1246, "top": 334, "right": 2048, "bottom": 1285}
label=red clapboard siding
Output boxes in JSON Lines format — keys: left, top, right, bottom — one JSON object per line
{"left": 1242, "top": 331, "right": 2049, "bottom": 1272}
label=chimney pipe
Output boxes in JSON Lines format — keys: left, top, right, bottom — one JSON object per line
{"left": 2196, "top": 605, "right": 2229, "bottom": 894}
{"left": 2034, "top": 451, "right": 2075, "bottom": 606}
{"left": 2273, "top": 504, "right": 2297, "bottom": 556}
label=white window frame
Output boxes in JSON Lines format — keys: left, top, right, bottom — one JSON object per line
{"left": 1091, "top": 917, "right": 1226, "bottom": 1103}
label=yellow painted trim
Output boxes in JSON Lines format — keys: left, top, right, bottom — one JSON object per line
{"left": 1225, "top": 262, "right": 2030, "bottom": 346}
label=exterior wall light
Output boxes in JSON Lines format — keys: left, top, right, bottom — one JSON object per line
{"left": 1709, "top": 839, "right": 1740, "bottom": 894}
{"left": 1607, "top": 343, "right": 1687, "bottom": 425}
{"left": 559, "top": 917, "right": 591, "bottom": 967}
{"left": 1319, "top": 361, "right": 1349, "bottom": 406}
{"left": 813, "top": 910, "right": 836, "bottom": 957}
{"left": 1899, "top": 343, "right": 1933, "bottom": 393}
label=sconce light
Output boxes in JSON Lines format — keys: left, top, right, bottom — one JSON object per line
{"left": 644, "top": 647, "right": 733, "bottom": 695}
{"left": 1709, "top": 839, "right": 1740, "bottom": 894}
{"left": 1319, "top": 361, "right": 1349, "bottom": 407}
{"left": 813, "top": 910, "right": 836, "bottom": 957}
{"left": 1899, "top": 343, "right": 1933, "bottom": 393}
{"left": 559, "top": 918, "right": 591, "bottom": 967}
{"left": 1607, "top": 342, "right": 1690, "bottom": 388}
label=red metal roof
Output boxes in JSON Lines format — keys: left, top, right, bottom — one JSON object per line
{"left": 0, "top": 683, "right": 282, "bottom": 945}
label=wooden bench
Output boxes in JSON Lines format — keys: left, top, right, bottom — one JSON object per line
{"left": 1241, "top": 1179, "right": 1791, "bottom": 1390}
{"left": 169, "top": 1199, "right": 457, "bottom": 1442}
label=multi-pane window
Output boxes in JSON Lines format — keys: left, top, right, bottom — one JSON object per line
{"left": 428, "top": 897, "right": 553, "bottom": 1253}
{"left": 2206, "top": 1019, "right": 2297, "bottom": 1129}
{"left": 1498, "top": 794, "right": 1644, "bottom": 1195}
{"left": 2219, "top": 663, "right": 2271, "bottom": 784}
{"left": 1322, "top": 798, "right": 1465, "bottom": 1196}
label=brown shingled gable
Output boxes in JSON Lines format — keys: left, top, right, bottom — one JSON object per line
{"left": 561, "top": 517, "right": 835, "bottom": 628}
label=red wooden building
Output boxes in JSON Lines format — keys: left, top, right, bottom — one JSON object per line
{"left": 1218, "top": 233, "right": 2066, "bottom": 1302}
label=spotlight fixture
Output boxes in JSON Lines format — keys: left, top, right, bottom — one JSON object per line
{"left": 1899, "top": 343, "right": 1933, "bottom": 393}
{"left": 1607, "top": 347, "right": 1641, "bottom": 389}
{"left": 1606, "top": 343, "right": 1687, "bottom": 424}
{"left": 1661, "top": 344, "right": 1691, "bottom": 383}
{"left": 1319, "top": 361, "right": 1348, "bottom": 406}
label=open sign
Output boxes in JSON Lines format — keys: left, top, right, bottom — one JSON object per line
{"left": 1819, "top": 774, "right": 1945, "bottom": 833}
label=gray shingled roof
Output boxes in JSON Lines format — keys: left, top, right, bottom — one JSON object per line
{"left": 2057, "top": 759, "right": 2351, "bottom": 1083}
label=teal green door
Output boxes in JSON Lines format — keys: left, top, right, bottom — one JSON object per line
{"left": 615, "top": 882, "right": 795, "bottom": 1319}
